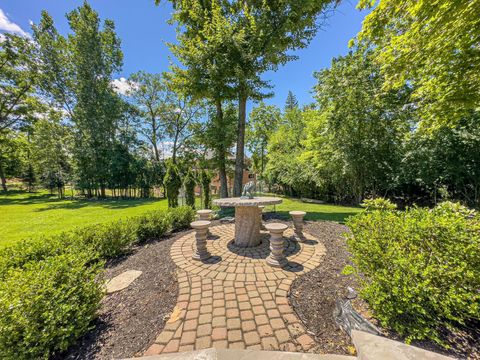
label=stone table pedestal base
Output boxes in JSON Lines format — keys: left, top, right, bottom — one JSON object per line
{"left": 235, "top": 206, "right": 261, "bottom": 247}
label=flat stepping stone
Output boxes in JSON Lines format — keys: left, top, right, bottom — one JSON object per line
{"left": 125, "top": 348, "right": 356, "bottom": 359}
{"left": 352, "top": 330, "right": 454, "bottom": 360}
{"left": 106, "top": 270, "right": 142, "bottom": 294}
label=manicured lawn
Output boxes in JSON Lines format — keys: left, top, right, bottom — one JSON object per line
{"left": 0, "top": 190, "right": 362, "bottom": 248}
{"left": 0, "top": 190, "right": 171, "bottom": 248}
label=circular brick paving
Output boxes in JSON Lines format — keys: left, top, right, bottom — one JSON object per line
{"left": 145, "top": 223, "right": 326, "bottom": 355}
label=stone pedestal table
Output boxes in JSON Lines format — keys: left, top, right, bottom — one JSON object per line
{"left": 213, "top": 197, "right": 282, "bottom": 248}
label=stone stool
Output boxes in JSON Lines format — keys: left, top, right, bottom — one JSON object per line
{"left": 197, "top": 209, "right": 213, "bottom": 221}
{"left": 258, "top": 205, "right": 265, "bottom": 230}
{"left": 289, "top": 211, "right": 306, "bottom": 242}
{"left": 265, "top": 223, "right": 288, "bottom": 268}
{"left": 191, "top": 220, "right": 211, "bottom": 261}
{"left": 197, "top": 209, "right": 213, "bottom": 236}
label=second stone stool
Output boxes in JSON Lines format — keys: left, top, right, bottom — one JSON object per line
{"left": 265, "top": 223, "right": 288, "bottom": 268}
{"left": 197, "top": 209, "right": 213, "bottom": 236}
{"left": 289, "top": 211, "right": 306, "bottom": 242}
{"left": 190, "top": 220, "right": 211, "bottom": 261}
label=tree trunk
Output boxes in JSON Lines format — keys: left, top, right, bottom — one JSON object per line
{"left": 0, "top": 158, "right": 7, "bottom": 191}
{"left": 234, "top": 94, "right": 247, "bottom": 197}
{"left": 216, "top": 99, "right": 229, "bottom": 198}
{"left": 152, "top": 118, "right": 160, "bottom": 162}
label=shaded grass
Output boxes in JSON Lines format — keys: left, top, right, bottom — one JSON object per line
{"left": 262, "top": 196, "right": 362, "bottom": 223}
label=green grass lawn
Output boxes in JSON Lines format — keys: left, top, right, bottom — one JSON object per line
{"left": 0, "top": 190, "right": 172, "bottom": 248}
{"left": 0, "top": 190, "right": 362, "bottom": 248}
{"left": 261, "top": 195, "right": 362, "bottom": 223}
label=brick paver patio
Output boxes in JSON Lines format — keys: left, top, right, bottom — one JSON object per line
{"left": 145, "top": 223, "right": 326, "bottom": 355}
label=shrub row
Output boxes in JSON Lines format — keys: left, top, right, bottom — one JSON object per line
{"left": 345, "top": 199, "right": 480, "bottom": 345}
{"left": 0, "top": 206, "right": 195, "bottom": 359}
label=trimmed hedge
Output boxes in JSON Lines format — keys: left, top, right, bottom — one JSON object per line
{"left": 0, "top": 206, "right": 195, "bottom": 359}
{"left": 345, "top": 199, "right": 480, "bottom": 345}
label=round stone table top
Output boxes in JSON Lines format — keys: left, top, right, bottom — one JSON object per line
{"left": 213, "top": 196, "right": 282, "bottom": 207}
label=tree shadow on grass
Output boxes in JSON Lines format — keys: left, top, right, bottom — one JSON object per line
{"left": 0, "top": 191, "right": 58, "bottom": 206}
{"left": 264, "top": 210, "right": 358, "bottom": 224}
{"left": 34, "top": 197, "right": 164, "bottom": 212}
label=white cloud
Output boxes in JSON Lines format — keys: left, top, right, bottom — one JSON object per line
{"left": 112, "top": 77, "right": 136, "bottom": 96}
{"left": 0, "top": 9, "right": 29, "bottom": 37}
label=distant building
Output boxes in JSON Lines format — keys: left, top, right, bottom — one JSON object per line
{"left": 210, "top": 166, "right": 256, "bottom": 196}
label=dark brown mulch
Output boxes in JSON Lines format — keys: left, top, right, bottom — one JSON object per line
{"left": 289, "top": 221, "right": 359, "bottom": 356}
{"left": 290, "top": 220, "right": 480, "bottom": 359}
{"left": 59, "top": 230, "right": 189, "bottom": 360}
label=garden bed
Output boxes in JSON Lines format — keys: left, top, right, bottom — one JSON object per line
{"left": 59, "top": 231, "right": 188, "bottom": 359}
{"left": 291, "top": 221, "right": 480, "bottom": 359}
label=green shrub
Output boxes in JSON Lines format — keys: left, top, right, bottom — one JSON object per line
{"left": 361, "top": 197, "right": 397, "bottom": 211}
{"left": 200, "top": 170, "right": 212, "bottom": 209}
{"left": 136, "top": 210, "right": 170, "bottom": 242}
{"left": 184, "top": 170, "right": 196, "bottom": 209}
{"left": 346, "top": 200, "right": 480, "bottom": 345}
{"left": 0, "top": 206, "right": 195, "bottom": 359}
{"left": 73, "top": 219, "right": 138, "bottom": 259}
{"left": 0, "top": 233, "right": 90, "bottom": 278}
{"left": 0, "top": 252, "right": 103, "bottom": 360}
{"left": 166, "top": 206, "right": 195, "bottom": 230}
{"left": 164, "top": 162, "right": 182, "bottom": 208}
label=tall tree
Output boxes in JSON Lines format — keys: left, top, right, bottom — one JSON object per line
{"left": 0, "top": 34, "right": 39, "bottom": 190}
{"left": 284, "top": 91, "right": 298, "bottom": 111}
{"left": 304, "top": 49, "right": 412, "bottom": 202}
{"left": 162, "top": 0, "right": 336, "bottom": 196}
{"left": 162, "top": 84, "right": 203, "bottom": 164}
{"left": 127, "top": 72, "right": 165, "bottom": 162}
{"left": 31, "top": 114, "right": 73, "bottom": 197}
{"left": 247, "top": 102, "right": 281, "bottom": 181}
{"left": 194, "top": 102, "right": 237, "bottom": 197}
{"left": 34, "top": 3, "right": 123, "bottom": 197}
{"left": 356, "top": 0, "right": 480, "bottom": 125}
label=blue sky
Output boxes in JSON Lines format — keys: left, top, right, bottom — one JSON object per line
{"left": 0, "top": 0, "right": 369, "bottom": 110}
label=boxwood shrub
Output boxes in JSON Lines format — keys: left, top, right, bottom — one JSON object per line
{"left": 345, "top": 199, "right": 480, "bottom": 345}
{"left": 0, "top": 252, "right": 103, "bottom": 360}
{"left": 0, "top": 206, "right": 195, "bottom": 359}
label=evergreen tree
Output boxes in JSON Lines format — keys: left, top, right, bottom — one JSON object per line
{"left": 164, "top": 161, "right": 182, "bottom": 208}
{"left": 184, "top": 169, "right": 196, "bottom": 209}
{"left": 284, "top": 91, "right": 298, "bottom": 111}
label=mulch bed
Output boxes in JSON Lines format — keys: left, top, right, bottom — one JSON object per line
{"left": 59, "top": 230, "right": 189, "bottom": 360}
{"left": 290, "top": 220, "right": 480, "bottom": 359}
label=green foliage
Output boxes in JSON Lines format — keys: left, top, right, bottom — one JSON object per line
{"left": 135, "top": 210, "right": 170, "bottom": 242}
{"left": 0, "top": 205, "right": 195, "bottom": 358}
{"left": 356, "top": 0, "right": 480, "bottom": 125}
{"left": 183, "top": 170, "right": 196, "bottom": 209}
{"left": 247, "top": 102, "right": 281, "bottom": 178}
{"left": 165, "top": 206, "right": 195, "bottom": 230}
{"left": 361, "top": 197, "right": 397, "bottom": 211}
{"left": 346, "top": 201, "right": 480, "bottom": 344}
{"left": 164, "top": 162, "right": 182, "bottom": 208}
{"left": 0, "top": 252, "right": 103, "bottom": 360}
{"left": 73, "top": 219, "right": 138, "bottom": 258}
{"left": 200, "top": 170, "right": 212, "bottom": 209}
